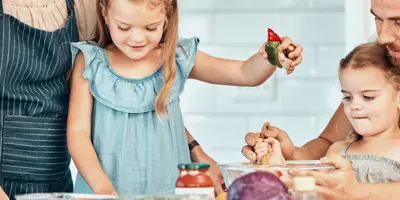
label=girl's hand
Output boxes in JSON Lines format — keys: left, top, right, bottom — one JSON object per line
{"left": 288, "top": 155, "right": 363, "bottom": 200}
{"left": 259, "top": 36, "right": 303, "bottom": 74}
{"left": 254, "top": 138, "right": 269, "bottom": 163}
{"left": 110, "top": 192, "right": 119, "bottom": 196}
{"left": 93, "top": 184, "right": 118, "bottom": 197}
{"left": 244, "top": 125, "right": 295, "bottom": 163}
{"left": 254, "top": 137, "right": 285, "bottom": 165}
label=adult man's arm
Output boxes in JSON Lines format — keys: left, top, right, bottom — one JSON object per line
{"left": 291, "top": 103, "right": 353, "bottom": 159}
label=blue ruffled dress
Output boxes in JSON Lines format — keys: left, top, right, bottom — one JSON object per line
{"left": 70, "top": 37, "right": 199, "bottom": 195}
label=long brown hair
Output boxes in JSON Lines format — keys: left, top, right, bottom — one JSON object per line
{"left": 95, "top": 0, "right": 179, "bottom": 117}
{"left": 339, "top": 43, "right": 400, "bottom": 144}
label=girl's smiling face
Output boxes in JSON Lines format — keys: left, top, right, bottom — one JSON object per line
{"left": 103, "top": 0, "right": 166, "bottom": 60}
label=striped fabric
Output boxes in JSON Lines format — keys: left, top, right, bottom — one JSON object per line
{"left": 0, "top": 0, "right": 79, "bottom": 199}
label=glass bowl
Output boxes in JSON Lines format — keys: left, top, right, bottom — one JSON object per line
{"left": 218, "top": 160, "right": 335, "bottom": 188}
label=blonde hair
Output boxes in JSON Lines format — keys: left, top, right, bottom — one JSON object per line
{"left": 95, "top": 0, "right": 179, "bottom": 117}
{"left": 339, "top": 42, "right": 400, "bottom": 144}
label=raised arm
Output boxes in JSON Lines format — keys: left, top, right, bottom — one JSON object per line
{"left": 189, "top": 37, "right": 303, "bottom": 87}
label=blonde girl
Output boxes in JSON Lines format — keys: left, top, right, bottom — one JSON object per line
{"left": 67, "top": 0, "right": 303, "bottom": 196}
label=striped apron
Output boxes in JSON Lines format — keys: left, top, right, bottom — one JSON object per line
{"left": 0, "top": 0, "right": 79, "bottom": 199}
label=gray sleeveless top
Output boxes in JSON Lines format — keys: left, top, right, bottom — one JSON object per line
{"left": 341, "top": 142, "right": 400, "bottom": 183}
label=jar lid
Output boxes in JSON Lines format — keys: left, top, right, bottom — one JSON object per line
{"left": 293, "top": 176, "right": 316, "bottom": 191}
{"left": 178, "top": 163, "right": 210, "bottom": 170}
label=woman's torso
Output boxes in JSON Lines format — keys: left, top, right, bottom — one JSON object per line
{"left": 0, "top": 0, "right": 94, "bottom": 198}
{"left": 3, "top": 0, "right": 95, "bottom": 40}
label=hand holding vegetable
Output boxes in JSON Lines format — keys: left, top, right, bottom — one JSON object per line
{"left": 259, "top": 28, "right": 303, "bottom": 75}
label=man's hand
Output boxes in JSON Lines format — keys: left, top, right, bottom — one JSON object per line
{"left": 190, "top": 146, "right": 225, "bottom": 195}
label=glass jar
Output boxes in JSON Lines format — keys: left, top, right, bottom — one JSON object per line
{"left": 175, "top": 163, "right": 215, "bottom": 199}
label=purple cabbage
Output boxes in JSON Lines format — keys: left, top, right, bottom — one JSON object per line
{"left": 227, "top": 171, "right": 290, "bottom": 200}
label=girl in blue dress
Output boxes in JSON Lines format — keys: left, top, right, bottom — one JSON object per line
{"left": 67, "top": 0, "right": 303, "bottom": 196}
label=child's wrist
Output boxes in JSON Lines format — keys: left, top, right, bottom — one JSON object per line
{"left": 188, "top": 140, "right": 200, "bottom": 152}
{"left": 92, "top": 182, "right": 117, "bottom": 195}
{"left": 190, "top": 144, "right": 205, "bottom": 162}
{"left": 93, "top": 188, "right": 117, "bottom": 196}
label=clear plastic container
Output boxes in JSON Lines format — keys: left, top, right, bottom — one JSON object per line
{"left": 218, "top": 160, "right": 334, "bottom": 188}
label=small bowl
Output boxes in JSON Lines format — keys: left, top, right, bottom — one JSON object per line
{"left": 218, "top": 160, "right": 335, "bottom": 188}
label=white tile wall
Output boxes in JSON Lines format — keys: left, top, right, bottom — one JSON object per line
{"left": 179, "top": 0, "right": 345, "bottom": 163}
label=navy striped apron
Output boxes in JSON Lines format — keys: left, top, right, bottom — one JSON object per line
{"left": 0, "top": 0, "right": 79, "bottom": 199}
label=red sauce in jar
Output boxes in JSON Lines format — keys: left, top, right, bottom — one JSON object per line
{"left": 175, "top": 163, "right": 215, "bottom": 198}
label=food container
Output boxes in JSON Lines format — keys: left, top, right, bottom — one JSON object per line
{"left": 15, "top": 193, "right": 212, "bottom": 200}
{"left": 175, "top": 163, "right": 214, "bottom": 198}
{"left": 218, "top": 160, "right": 335, "bottom": 188}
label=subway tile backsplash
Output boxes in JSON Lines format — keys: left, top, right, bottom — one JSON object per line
{"left": 179, "top": 0, "right": 345, "bottom": 163}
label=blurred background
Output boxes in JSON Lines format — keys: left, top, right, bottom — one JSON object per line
{"left": 70, "top": 0, "right": 377, "bottom": 181}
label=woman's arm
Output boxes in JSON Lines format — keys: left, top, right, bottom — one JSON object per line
{"left": 74, "top": 0, "right": 97, "bottom": 41}
{"left": 67, "top": 52, "right": 117, "bottom": 195}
